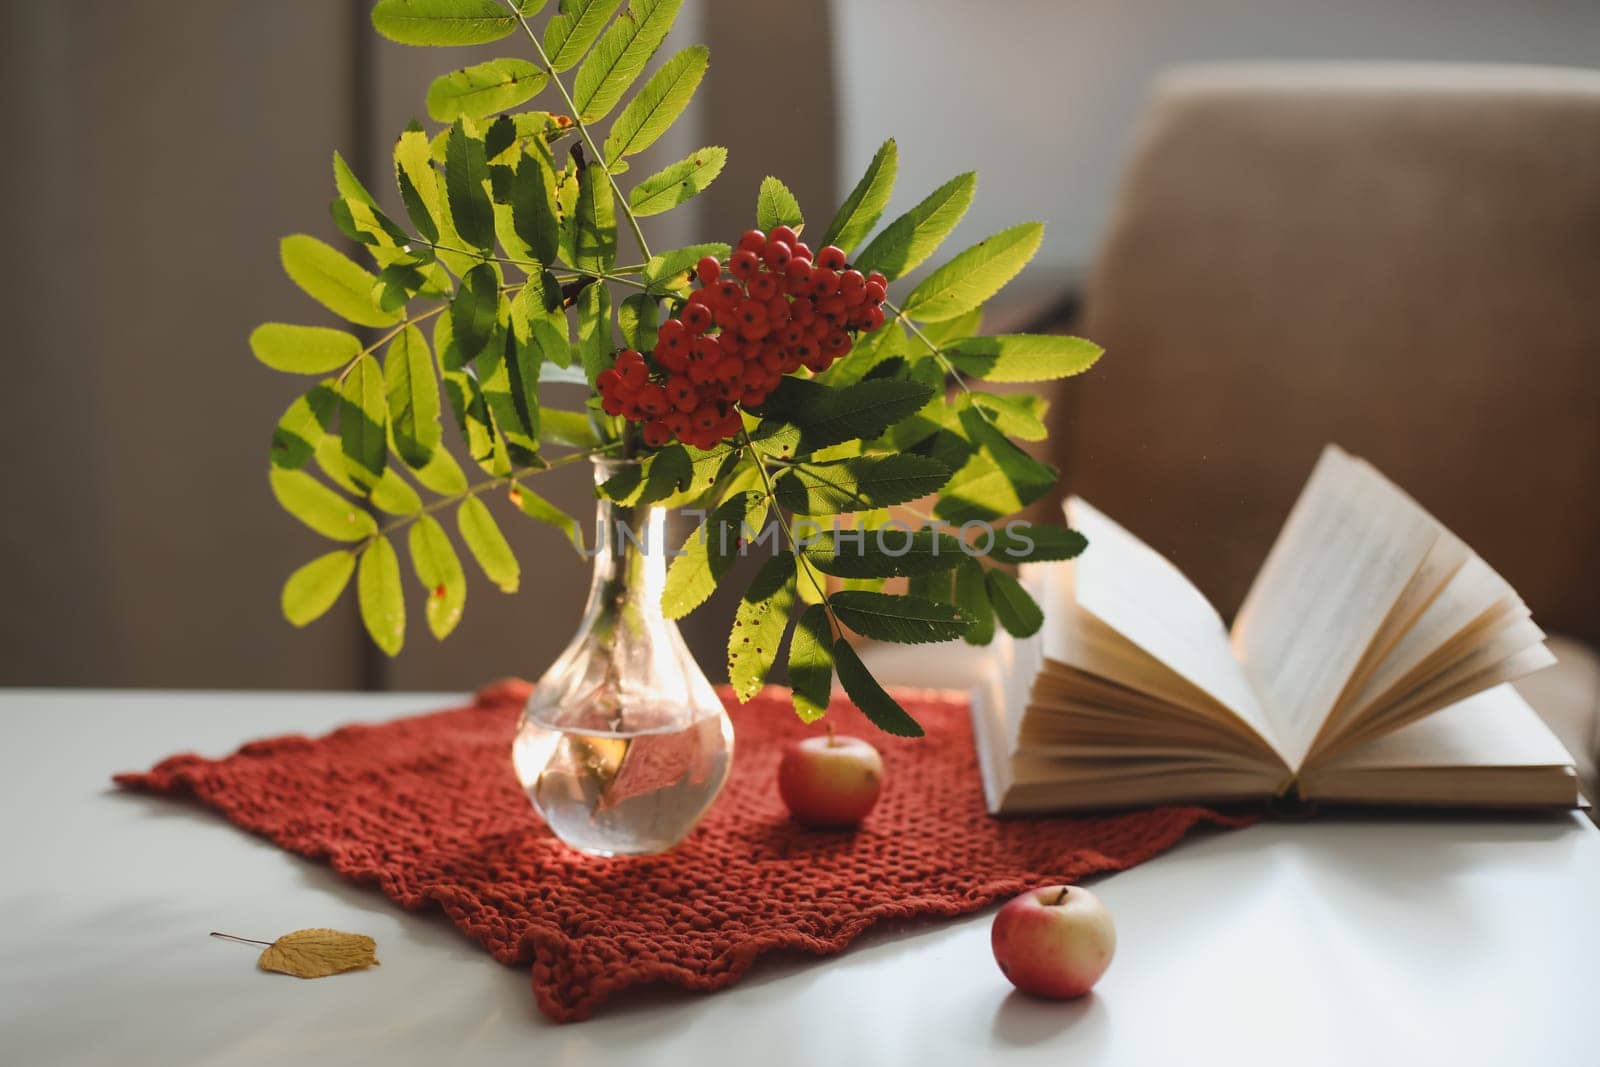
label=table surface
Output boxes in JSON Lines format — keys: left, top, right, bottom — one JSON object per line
{"left": 3, "top": 688, "right": 1598, "bottom": 1067}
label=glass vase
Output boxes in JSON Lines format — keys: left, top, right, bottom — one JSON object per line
{"left": 511, "top": 457, "right": 734, "bottom": 856}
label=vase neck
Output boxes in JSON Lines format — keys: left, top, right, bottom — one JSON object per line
{"left": 582, "top": 459, "right": 669, "bottom": 623}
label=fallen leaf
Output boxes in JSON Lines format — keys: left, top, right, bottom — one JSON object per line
{"left": 256, "top": 928, "right": 379, "bottom": 979}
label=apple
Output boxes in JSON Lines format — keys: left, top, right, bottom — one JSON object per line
{"left": 777, "top": 729, "right": 884, "bottom": 827}
{"left": 991, "top": 885, "right": 1116, "bottom": 998}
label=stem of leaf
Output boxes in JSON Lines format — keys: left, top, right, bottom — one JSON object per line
{"left": 418, "top": 240, "right": 651, "bottom": 290}
{"left": 738, "top": 425, "right": 838, "bottom": 634}
{"left": 504, "top": 1, "right": 654, "bottom": 263}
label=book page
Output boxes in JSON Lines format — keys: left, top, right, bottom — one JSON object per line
{"left": 1064, "top": 498, "right": 1284, "bottom": 761}
{"left": 1230, "top": 446, "right": 1440, "bottom": 768}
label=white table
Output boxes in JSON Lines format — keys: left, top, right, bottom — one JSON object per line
{"left": 3, "top": 689, "right": 1598, "bottom": 1067}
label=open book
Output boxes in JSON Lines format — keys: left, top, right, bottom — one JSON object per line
{"left": 974, "top": 445, "right": 1580, "bottom": 813}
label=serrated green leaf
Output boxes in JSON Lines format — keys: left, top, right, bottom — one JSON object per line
{"left": 662, "top": 490, "right": 764, "bottom": 619}
{"left": 643, "top": 242, "right": 730, "bottom": 291}
{"left": 445, "top": 119, "right": 496, "bottom": 251}
{"left": 511, "top": 270, "right": 571, "bottom": 368}
{"left": 601, "top": 444, "right": 691, "bottom": 505}
{"left": 270, "top": 380, "right": 340, "bottom": 470}
{"left": 787, "top": 603, "right": 833, "bottom": 722}
{"left": 572, "top": 0, "right": 683, "bottom": 123}
{"left": 456, "top": 495, "right": 519, "bottom": 592}
{"left": 575, "top": 282, "right": 612, "bottom": 387}
{"left": 280, "top": 234, "right": 399, "bottom": 328}
{"left": 618, "top": 291, "right": 659, "bottom": 350}
{"left": 333, "top": 151, "right": 379, "bottom": 208}
{"left": 967, "top": 392, "right": 1047, "bottom": 441}
{"left": 728, "top": 552, "right": 795, "bottom": 702}
{"left": 629, "top": 146, "right": 726, "bottom": 217}
{"left": 833, "top": 638, "right": 924, "bottom": 737}
{"left": 269, "top": 469, "right": 376, "bottom": 541}
{"left": 394, "top": 130, "right": 449, "bottom": 250}
{"left": 756, "top": 176, "right": 803, "bottom": 233}
{"left": 383, "top": 325, "right": 440, "bottom": 468}
{"left": 509, "top": 147, "right": 560, "bottom": 265}
{"left": 426, "top": 58, "right": 548, "bottom": 122}
{"left": 478, "top": 329, "right": 541, "bottom": 451}
{"left": 572, "top": 162, "right": 617, "bottom": 272}
{"left": 340, "top": 355, "right": 388, "bottom": 485}
{"left": 805, "top": 529, "right": 966, "bottom": 578}
{"left": 754, "top": 377, "right": 934, "bottom": 452}
{"left": 954, "top": 557, "right": 994, "bottom": 645}
{"left": 448, "top": 262, "right": 501, "bottom": 367}
{"left": 250, "top": 323, "right": 363, "bottom": 375}
{"left": 370, "top": 467, "right": 423, "bottom": 515}
{"left": 944, "top": 334, "right": 1104, "bottom": 383}
{"left": 544, "top": 0, "right": 623, "bottom": 71}
{"left": 774, "top": 455, "right": 950, "bottom": 514}
{"left": 829, "top": 589, "right": 966, "bottom": 645}
{"left": 370, "top": 0, "right": 529, "bottom": 47}
{"left": 410, "top": 442, "right": 471, "bottom": 495}
{"left": 358, "top": 535, "right": 406, "bottom": 656}
{"left": 907, "top": 567, "right": 954, "bottom": 604}
{"left": 901, "top": 222, "right": 1043, "bottom": 323}
{"left": 281, "top": 550, "right": 357, "bottom": 627}
{"left": 934, "top": 407, "right": 1059, "bottom": 524}
{"left": 855, "top": 172, "right": 976, "bottom": 282}
{"left": 603, "top": 46, "right": 708, "bottom": 160}
{"left": 991, "top": 523, "right": 1087, "bottom": 563}
{"left": 510, "top": 481, "right": 584, "bottom": 551}
{"left": 985, "top": 568, "right": 1043, "bottom": 637}
{"left": 408, "top": 514, "right": 466, "bottom": 638}
{"left": 821, "top": 138, "right": 896, "bottom": 254}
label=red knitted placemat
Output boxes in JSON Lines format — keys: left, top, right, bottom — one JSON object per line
{"left": 116, "top": 681, "right": 1252, "bottom": 1021}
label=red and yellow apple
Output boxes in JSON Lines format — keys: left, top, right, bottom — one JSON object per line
{"left": 777, "top": 732, "right": 884, "bottom": 827}
{"left": 991, "top": 885, "right": 1116, "bottom": 998}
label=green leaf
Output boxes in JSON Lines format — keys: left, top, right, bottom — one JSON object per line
{"left": 986, "top": 568, "right": 1043, "bottom": 638}
{"left": 540, "top": 408, "right": 601, "bottom": 448}
{"left": 408, "top": 514, "right": 467, "bottom": 639}
{"left": 829, "top": 589, "right": 966, "bottom": 645}
{"left": 643, "top": 242, "right": 731, "bottom": 292}
{"left": 281, "top": 550, "right": 357, "bottom": 628}
{"left": 410, "top": 442, "right": 471, "bottom": 495}
{"left": 575, "top": 282, "right": 612, "bottom": 387}
{"left": 618, "top": 292, "right": 659, "bottom": 350}
{"left": 967, "top": 392, "right": 1048, "bottom": 441}
{"left": 907, "top": 567, "right": 954, "bottom": 604}
{"left": 383, "top": 325, "right": 441, "bottom": 468}
{"left": 662, "top": 491, "right": 764, "bottom": 619}
{"left": 370, "top": 467, "right": 424, "bottom": 515}
{"left": 333, "top": 151, "right": 379, "bottom": 208}
{"left": 805, "top": 529, "right": 965, "bottom": 578}
{"left": 787, "top": 603, "right": 833, "bottom": 722}
{"left": 755, "top": 176, "right": 803, "bottom": 233}
{"left": 603, "top": 46, "right": 708, "bottom": 160}
{"left": 833, "top": 638, "right": 925, "bottom": 737}
{"left": 444, "top": 119, "right": 496, "bottom": 251}
{"left": 427, "top": 59, "right": 547, "bottom": 123}
{"left": 270, "top": 380, "right": 340, "bottom": 470}
{"left": 901, "top": 222, "right": 1044, "bottom": 322}
{"left": 511, "top": 270, "right": 571, "bottom": 368}
{"left": 250, "top": 323, "right": 362, "bottom": 375}
{"left": 954, "top": 557, "right": 995, "bottom": 645}
{"left": 510, "top": 481, "right": 584, "bottom": 551}
{"left": 509, "top": 148, "right": 560, "bottom": 265}
{"left": 572, "top": 0, "right": 683, "bottom": 123}
{"left": 448, "top": 262, "right": 501, "bottom": 367}
{"left": 991, "top": 523, "right": 1088, "bottom": 562}
{"left": 754, "top": 377, "right": 935, "bottom": 452}
{"left": 456, "top": 495, "right": 520, "bottom": 592}
{"left": 572, "top": 161, "right": 617, "bottom": 272}
{"left": 854, "top": 172, "right": 976, "bottom": 282}
{"left": 279, "top": 235, "right": 399, "bottom": 328}
{"left": 821, "top": 138, "right": 897, "bottom": 254}
{"left": 357, "top": 535, "right": 406, "bottom": 656}
{"left": 629, "top": 146, "right": 726, "bottom": 217}
{"left": 601, "top": 444, "right": 691, "bottom": 505}
{"left": 728, "top": 552, "right": 796, "bottom": 702}
{"left": 544, "top": 0, "right": 623, "bottom": 71}
{"left": 370, "top": 0, "right": 527, "bottom": 47}
{"left": 774, "top": 455, "right": 950, "bottom": 514}
{"left": 269, "top": 469, "right": 376, "bottom": 541}
{"left": 340, "top": 355, "right": 388, "bottom": 485}
{"left": 944, "top": 334, "right": 1104, "bottom": 383}
{"left": 934, "top": 407, "right": 1058, "bottom": 524}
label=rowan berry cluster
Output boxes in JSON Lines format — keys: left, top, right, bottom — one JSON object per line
{"left": 596, "top": 225, "right": 890, "bottom": 449}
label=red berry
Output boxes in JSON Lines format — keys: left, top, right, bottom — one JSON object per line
{"left": 664, "top": 411, "right": 692, "bottom": 439}
{"left": 768, "top": 225, "right": 799, "bottom": 246}
{"left": 763, "top": 241, "right": 793, "bottom": 270}
{"left": 866, "top": 271, "right": 887, "bottom": 289}
{"left": 597, "top": 368, "right": 622, "bottom": 392}
{"left": 620, "top": 361, "right": 647, "bottom": 390}
{"left": 639, "top": 383, "right": 670, "bottom": 415}
{"left": 860, "top": 305, "right": 886, "bottom": 331}
{"left": 682, "top": 303, "right": 713, "bottom": 334}
{"left": 666, "top": 376, "right": 698, "bottom": 411}
{"left": 791, "top": 242, "right": 813, "bottom": 263}
{"left": 601, "top": 395, "right": 624, "bottom": 415}
{"left": 696, "top": 255, "right": 722, "bottom": 286}
{"left": 817, "top": 245, "right": 847, "bottom": 271}
{"left": 642, "top": 419, "right": 671, "bottom": 447}
{"left": 738, "top": 229, "right": 768, "bottom": 253}
{"left": 715, "top": 279, "right": 743, "bottom": 304}
{"left": 731, "top": 249, "right": 761, "bottom": 280}
{"left": 839, "top": 269, "right": 866, "bottom": 295}
{"left": 809, "top": 267, "right": 838, "bottom": 296}
{"left": 715, "top": 356, "right": 744, "bottom": 382}
{"left": 863, "top": 280, "right": 887, "bottom": 304}
{"left": 749, "top": 274, "right": 778, "bottom": 301}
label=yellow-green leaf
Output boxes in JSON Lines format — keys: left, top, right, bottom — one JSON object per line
{"left": 822, "top": 138, "right": 897, "bottom": 254}
{"left": 787, "top": 603, "right": 833, "bottom": 722}
{"left": 629, "top": 146, "right": 726, "bottom": 217}
{"left": 901, "top": 222, "right": 1044, "bottom": 323}
{"left": 756, "top": 176, "right": 803, "bottom": 233}
{"left": 383, "top": 325, "right": 441, "bottom": 468}
{"left": 280, "top": 551, "right": 357, "bottom": 627}
{"left": 410, "top": 443, "right": 470, "bottom": 496}
{"left": 408, "top": 514, "right": 467, "bottom": 638}
{"left": 728, "top": 553, "right": 795, "bottom": 703}
{"left": 445, "top": 119, "right": 496, "bottom": 252}
{"left": 456, "top": 496, "right": 519, "bottom": 592}
{"left": 943, "top": 334, "right": 1104, "bottom": 383}
{"left": 280, "top": 235, "right": 400, "bottom": 327}
{"left": 269, "top": 380, "right": 339, "bottom": 470}
{"left": 426, "top": 58, "right": 549, "bottom": 122}
{"left": 371, "top": 0, "right": 526, "bottom": 47}
{"left": 543, "top": 0, "right": 623, "bottom": 71}
{"left": 602, "top": 46, "right": 708, "bottom": 160}
{"left": 340, "top": 355, "right": 388, "bottom": 486}
{"left": 269, "top": 469, "right": 376, "bottom": 542}
{"left": 855, "top": 172, "right": 976, "bottom": 282}
{"left": 250, "top": 323, "right": 362, "bottom": 375}
{"left": 572, "top": 0, "right": 683, "bottom": 123}
{"left": 358, "top": 535, "right": 406, "bottom": 655}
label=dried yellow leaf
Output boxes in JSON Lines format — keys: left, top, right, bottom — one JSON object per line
{"left": 256, "top": 928, "right": 379, "bottom": 979}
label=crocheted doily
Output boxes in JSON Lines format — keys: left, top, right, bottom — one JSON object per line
{"left": 116, "top": 682, "right": 1249, "bottom": 1021}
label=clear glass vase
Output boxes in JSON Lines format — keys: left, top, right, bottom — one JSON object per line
{"left": 511, "top": 457, "right": 734, "bottom": 856}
